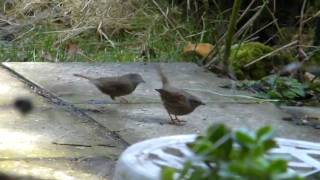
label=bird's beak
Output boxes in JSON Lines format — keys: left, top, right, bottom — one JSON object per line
{"left": 200, "top": 101, "right": 206, "bottom": 105}
{"left": 155, "top": 89, "right": 163, "bottom": 93}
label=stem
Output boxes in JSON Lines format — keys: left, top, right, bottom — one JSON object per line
{"left": 223, "top": 0, "right": 241, "bottom": 74}
{"left": 314, "top": 16, "right": 320, "bottom": 46}
{"left": 297, "top": 0, "right": 308, "bottom": 61}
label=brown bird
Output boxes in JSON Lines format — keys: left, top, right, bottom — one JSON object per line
{"left": 155, "top": 65, "right": 205, "bottom": 125}
{"left": 74, "top": 73, "right": 145, "bottom": 102}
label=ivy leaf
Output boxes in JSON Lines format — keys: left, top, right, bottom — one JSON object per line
{"left": 267, "top": 90, "right": 282, "bottom": 99}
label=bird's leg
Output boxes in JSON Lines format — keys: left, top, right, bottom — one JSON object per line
{"left": 166, "top": 111, "right": 181, "bottom": 125}
{"left": 175, "top": 115, "right": 186, "bottom": 122}
{"left": 95, "top": 107, "right": 105, "bottom": 113}
{"left": 167, "top": 112, "right": 176, "bottom": 124}
{"left": 166, "top": 113, "right": 184, "bottom": 126}
{"left": 119, "top": 97, "right": 129, "bottom": 104}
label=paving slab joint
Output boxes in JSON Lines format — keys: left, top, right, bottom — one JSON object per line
{"left": 0, "top": 63, "right": 130, "bottom": 147}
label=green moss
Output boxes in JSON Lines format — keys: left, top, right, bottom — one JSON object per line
{"left": 230, "top": 42, "right": 293, "bottom": 80}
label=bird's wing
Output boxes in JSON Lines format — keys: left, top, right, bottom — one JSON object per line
{"left": 159, "top": 87, "right": 187, "bottom": 105}
{"left": 94, "top": 78, "right": 131, "bottom": 94}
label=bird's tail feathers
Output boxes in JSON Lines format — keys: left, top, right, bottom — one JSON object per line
{"left": 73, "top": 74, "right": 94, "bottom": 81}
{"left": 156, "top": 64, "right": 169, "bottom": 86}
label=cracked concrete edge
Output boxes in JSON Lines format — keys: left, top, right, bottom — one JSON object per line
{"left": 1, "top": 62, "right": 131, "bottom": 147}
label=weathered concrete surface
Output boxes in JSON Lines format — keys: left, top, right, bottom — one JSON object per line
{"left": 3, "top": 62, "right": 320, "bottom": 145}
{"left": 0, "top": 67, "right": 124, "bottom": 179}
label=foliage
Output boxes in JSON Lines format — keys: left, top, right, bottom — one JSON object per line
{"left": 308, "top": 48, "right": 320, "bottom": 65}
{"left": 239, "top": 75, "right": 306, "bottom": 101}
{"left": 307, "top": 81, "right": 320, "bottom": 94}
{"left": 162, "top": 124, "right": 302, "bottom": 180}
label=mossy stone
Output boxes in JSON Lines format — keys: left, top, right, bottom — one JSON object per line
{"left": 230, "top": 42, "right": 293, "bottom": 80}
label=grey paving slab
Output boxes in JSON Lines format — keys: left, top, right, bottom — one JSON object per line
{"left": 0, "top": 157, "right": 115, "bottom": 179}
{"left": 0, "top": 156, "right": 115, "bottom": 180}
{"left": 0, "top": 67, "right": 123, "bottom": 179}
{"left": 86, "top": 103, "right": 320, "bottom": 143}
{"left": 2, "top": 62, "right": 247, "bottom": 104}
{"left": 3, "top": 62, "right": 320, "bottom": 145}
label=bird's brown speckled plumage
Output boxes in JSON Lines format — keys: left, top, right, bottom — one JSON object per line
{"left": 74, "top": 73, "right": 145, "bottom": 101}
{"left": 155, "top": 65, "right": 205, "bottom": 125}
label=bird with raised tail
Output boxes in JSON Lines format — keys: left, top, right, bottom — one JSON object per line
{"left": 73, "top": 73, "right": 145, "bottom": 102}
{"left": 155, "top": 65, "right": 205, "bottom": 125}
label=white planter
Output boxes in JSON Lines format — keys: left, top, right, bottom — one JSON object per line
{"left": 114, "top": 135, "right": 196, "bottom": 180}
{"left": 114, "top": 134, "right": 320, "bottom": 180}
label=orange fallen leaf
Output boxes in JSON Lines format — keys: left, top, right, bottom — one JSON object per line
{"left": 183, "top": 41, "right": 214, "bottom": 59}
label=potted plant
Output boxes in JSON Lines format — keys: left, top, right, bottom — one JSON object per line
{"left": 115, "top": 124, "right": 320, "bottom": 180}
{"left": 162, "top": 124, "right": 302, "bottom": 180}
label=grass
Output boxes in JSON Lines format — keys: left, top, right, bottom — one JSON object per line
{"left": 0, "top": 0, "right": 206, "bottom": 63}
{"left": 1, "top": 0, "right": 317, "bottom": 67}
{"left": 0, "top": 23, "right": 187, "bottom": 62}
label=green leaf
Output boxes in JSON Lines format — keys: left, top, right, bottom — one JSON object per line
{"left": 161, "top": 167, "right": 176, "bottom": 180}
{"left": 272, "top": 172, "right": 303, "bottom": 180}
{"left": 178, "top": 161, "right": 192, "bottom": 179}
{"left": 256, "top": 126, "right": 274, "bottom": 143}
{"left": 282, "top": 91, "right": 297, "bottom": 99}
{"left": 233, "top": 130, "right": 255, "bottom": 147}
{"left": 263, "top": 75, "right": 278, "bottom": 86}
{"left": 205, "top": 135, "right": 233, "bottom": 161}
{"left": 263, "top": 140, "right": 277, "bottom": 151}
{"left": 189, "top": 168, "right": 207, "bottom": 180}
{"left": 267, "top": 90, "right": 282, "bottom": 99}
{"left": 206, "top": 124, "right": 230, "bottom": 143}
{"left": 268, "top": 159, "right": 288, "bottom": 173}
{"left": 191, "top": 139, "right": 214, "bottom": 154}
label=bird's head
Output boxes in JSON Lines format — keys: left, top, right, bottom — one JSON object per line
{"left": 189, "top": 97, "right": 205, "bottom": 108}
{"left": 128, "top": 73, "right": 145, "bottom": 85}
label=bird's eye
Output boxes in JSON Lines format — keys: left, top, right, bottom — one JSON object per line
{"left": 190, "top": 99, "right": 198, "bottom": 104}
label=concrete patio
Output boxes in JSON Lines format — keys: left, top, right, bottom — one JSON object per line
{"left": 0, "top": 62, "right": 320, "bottom": 179}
